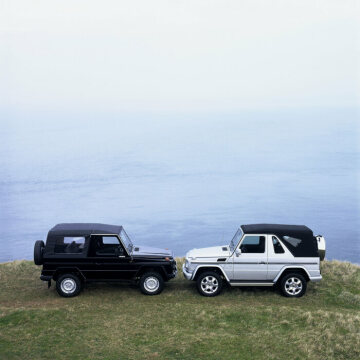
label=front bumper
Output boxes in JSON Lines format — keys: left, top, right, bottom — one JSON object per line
{"left": 168, "top": 268, "right": 177, "bottom": 279}
{"left": 309, "top": 275, "right": 322, "bottom": 282}
{"left": 182, "top": 263, "right": 193, "bottom": 280}
{"left": 167, "top": 260, "right": 178, "bottom": 279}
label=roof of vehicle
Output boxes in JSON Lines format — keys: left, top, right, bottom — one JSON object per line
{"left": 241, "top": 224, "right": 313, "bottom": 237}
{"left": 240, "top": 224, "right": 318, "bottom": 257}
{"left": 48, "top": 223, "right": 123, "bottom": 236}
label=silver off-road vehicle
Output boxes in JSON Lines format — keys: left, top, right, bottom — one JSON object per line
{"left": 183, "top": 224, "right": 326, "bottom": 297}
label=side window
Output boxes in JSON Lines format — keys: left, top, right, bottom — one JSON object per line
{"left": 240, "top": 236, "right": 265, "bottom": 253}
{"left": 282, "top": 236, "right": 302, "bottom": 247}
{"left": 93, "top": 236, "right": 124, "bottom": 256}
{"left": 54, "top": 236, "right": 85, "bottom": 254}
{"left": 272, "top": 236, "right": 285, "bottom": 254}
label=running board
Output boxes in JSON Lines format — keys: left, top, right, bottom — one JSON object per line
{"left": 230, "top": 282, "right": 274, "bottom": 287}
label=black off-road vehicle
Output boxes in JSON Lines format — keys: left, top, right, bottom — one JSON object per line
{"left": 34, "top": 223, "right": 177, "bottom": 297}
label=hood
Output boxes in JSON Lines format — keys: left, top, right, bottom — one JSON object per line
{"left": 132, "top": 245, "right": 173, "bottom": 257}
{"left": 186, "top": 245, "right": 230, "bottom": 259}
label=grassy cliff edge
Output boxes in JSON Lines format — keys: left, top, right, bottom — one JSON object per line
{"left": 0, "top": 259, "right": 359, "bottom": 360}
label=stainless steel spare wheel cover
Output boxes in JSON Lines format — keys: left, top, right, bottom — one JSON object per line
{"left": 60, "top": 278, "right": 77, "bottom": 294}
{"left": 144, "top": 276, "right": 160, "bottom": 292}
{"left": 201, "top": 275, "right": 219, "bottom": 294}
{"left": 285, "top": 277, "right": 303, "bottom": 295}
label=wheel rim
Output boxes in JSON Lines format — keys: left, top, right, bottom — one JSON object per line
{"left": 60, "top": 278, "right": 76, "bottom": 294}
{"left": 144, "top": 276, "right": 160, "bottom": 292}
{"left": 201, "top": 276, "right": 219, "bottom": 294}
{"left": 284, "top": 277, "right": 303, "bottom": 296}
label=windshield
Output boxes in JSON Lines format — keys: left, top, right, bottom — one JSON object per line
{"left": 229, "top": 228, "right": 243, "bottom": 252}
{"left": 119, "top": 228, "right": 133, "bottom": 254}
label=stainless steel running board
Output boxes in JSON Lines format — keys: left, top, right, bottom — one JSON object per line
{"left": 230, "top": 282, "right": 274, "bottom": 287}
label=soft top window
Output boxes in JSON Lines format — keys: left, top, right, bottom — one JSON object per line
{"left": 281, "top": 236, "right": 303, "bottom": 255}
{"left": 64, "top": 237, "right": 85, "bottom": 245}
{"left": 54, "top": 236, "right": 86, "bottom": 254}
{"left": 281, "top": 235, "right": 319, "bottom": 257}
{"left": 283, "top": 236, "right": 301, "bottom": 247}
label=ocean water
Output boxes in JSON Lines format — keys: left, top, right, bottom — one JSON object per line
{"left": 0, "top": 109, "right": 359, "bottom": 263}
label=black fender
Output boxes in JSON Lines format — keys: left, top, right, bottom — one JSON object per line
{"left": 53, "top": 267, "right": 86, "bottom": 282}
{"left": 135, "top": 265, "right": 168, "bottom": 281}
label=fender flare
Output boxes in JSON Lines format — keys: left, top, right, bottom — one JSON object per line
{"left": 192, "top": 265, "right": 230, "bottom": 282}
{"left": 273, "top": 266, "right": 311, "bottom": 283}
{"left": 53, "top": 267, "right": 86, "bottom": 281}
{"left": 135, "top": 265, "right": 168, "bottom": 280}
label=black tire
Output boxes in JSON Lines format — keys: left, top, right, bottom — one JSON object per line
{"left": 139, "top": 272, "right": 164, "bottom": 295}
{"left": 196, "top": 271, "right": 223, "bottom": 297}
{"left": 280, "top": 273, "right": 307, "bottom": 298}
{"left": 34, "top": 240, "right": 45, "bottom": 265}
{"left": 56, "top": 273, "right": 82, "bottom": 298}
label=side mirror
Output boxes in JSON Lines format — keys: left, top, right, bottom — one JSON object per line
{"left": 235, "top": 249, "right": 241, "bottom": 257}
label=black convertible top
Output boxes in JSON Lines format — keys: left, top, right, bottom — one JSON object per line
{"left": 241, "top": 224, "right": 313, "bottom": 237}
{"left": 240, "top": 224, "right": 319, "bottom": 257}
{"left": 49, "top": 223, "right": 123, "bottom": 237}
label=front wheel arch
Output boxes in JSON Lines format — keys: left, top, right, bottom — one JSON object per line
{"left": 193, "top": 266, "right": 228, "bottom": 282}
{"left": 136, "top": 266, "right": 167, "bottom": 282}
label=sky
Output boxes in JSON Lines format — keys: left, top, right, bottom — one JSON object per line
{"left": 1, "top": 0, "right": 359, "bottom": 114}
{"left": 0, "top": 1, "right": 359, "bottom": 262}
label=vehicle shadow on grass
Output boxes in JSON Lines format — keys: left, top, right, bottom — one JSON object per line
{"left": 47, "top": 275, "right": 317, "bottom": 300}
{"left": 161, "top": 278, "right": 283, "bottom": 298}
{"left": 81, "top": 278, "right": 286, "bottom": 298}
{"left": 83, "top": 281, "right": 140, "bottom": 294}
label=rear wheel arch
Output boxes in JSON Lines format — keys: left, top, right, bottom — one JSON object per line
{"left": 53, "top": 268, "right": 85, "bottom": 282}
{"left": 276, "top": 267, "right": 310, "bottom": 284}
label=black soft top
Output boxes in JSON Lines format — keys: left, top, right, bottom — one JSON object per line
{"left": 49, "top": 223, "right": 123, "bottom": 237}
{"left": 241, "top": 224, "right": 313, "bottom": 237}
{"left": 240, "top": 224, "right": 319, "bottom": 257}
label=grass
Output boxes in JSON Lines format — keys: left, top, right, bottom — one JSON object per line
{"left": 0, "top": 259, "right": 359, "bottom": 360}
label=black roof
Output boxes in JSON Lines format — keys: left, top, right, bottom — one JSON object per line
{"left": 241, "top": 224, "right": 313, "bottom": 237}
{"left": 240, "top": 223, "right": 318, "bottom": 257}
{"left": 48, "top": 223, "right": 123, "bottom": 236}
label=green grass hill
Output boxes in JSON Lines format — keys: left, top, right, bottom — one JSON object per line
{"left": 0, "top": 259, "right": 359, "bottom": 360}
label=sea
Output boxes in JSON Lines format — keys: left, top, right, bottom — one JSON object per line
{"left": 1, "top": 108, "right": 359, "bottom": 263}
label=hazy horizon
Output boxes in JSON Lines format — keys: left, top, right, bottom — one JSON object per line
{"left": 1, "top": 1, "right": 359, "bottom": 262}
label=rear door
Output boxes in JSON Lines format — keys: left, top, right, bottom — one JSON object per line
{"left": 232, "top": 234, "right": 268, "bottom": 280}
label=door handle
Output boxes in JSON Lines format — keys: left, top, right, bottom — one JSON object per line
{"left": 95, "top": 262, "right": 101, "bottom": 266}
{"left": 259, "top": 261, "right": 266, "bottom": 264}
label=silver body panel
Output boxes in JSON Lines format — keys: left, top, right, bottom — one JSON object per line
{"left": 183, "top": 234, "right": 322, "bottom": 285}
